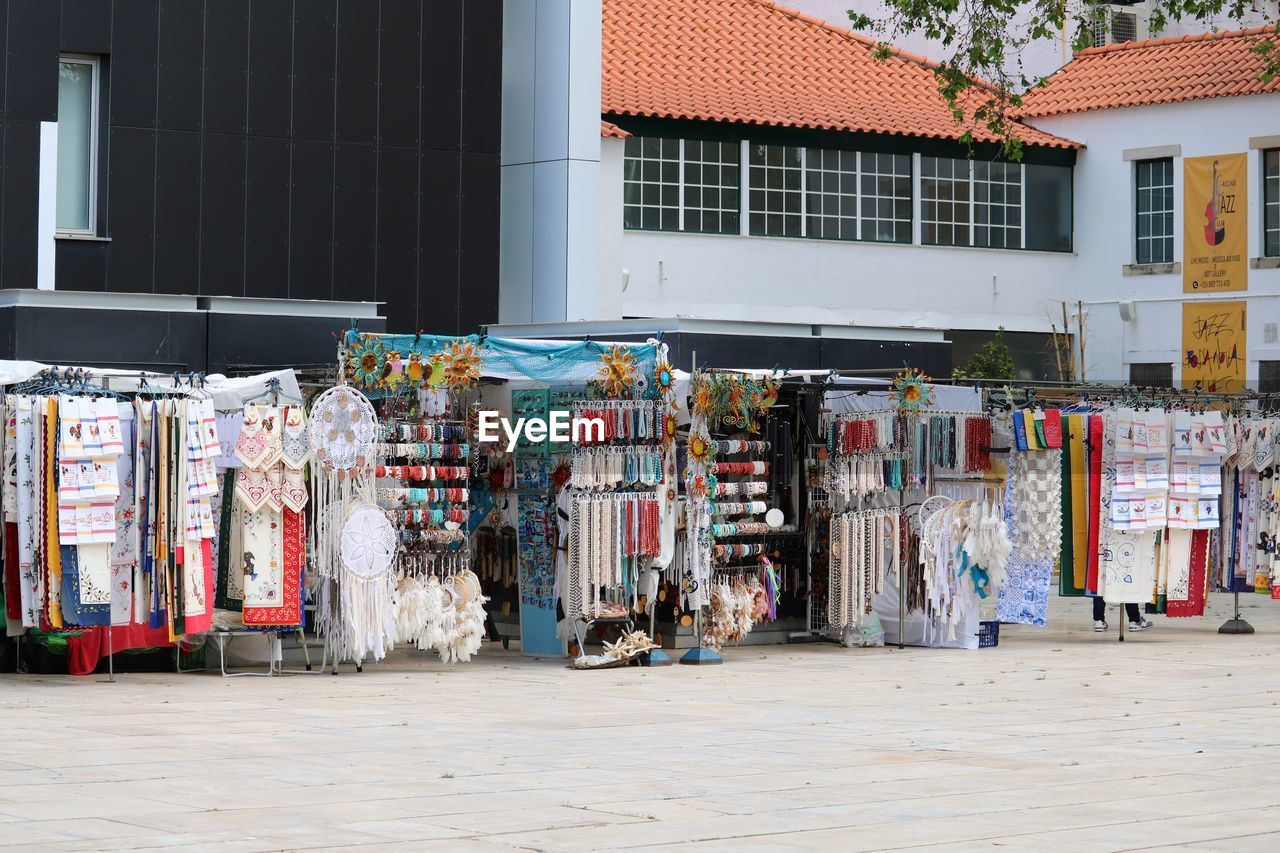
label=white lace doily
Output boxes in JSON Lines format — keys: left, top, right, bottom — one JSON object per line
{"left": 309, "top": 386, "right": 377, "bottom": 472}
{"left": 339, "top": 501, "right": 397, "bottom": 581}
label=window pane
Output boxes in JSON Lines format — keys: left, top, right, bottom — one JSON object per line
{"left": 57, "top": 60, "right": 94, "bottom": 231}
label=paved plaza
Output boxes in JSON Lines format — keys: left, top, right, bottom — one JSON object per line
{"left": 2, "top": 594, "right": 1279, "bottom": 851}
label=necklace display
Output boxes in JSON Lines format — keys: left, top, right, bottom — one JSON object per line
{"left": 827, "top": 507, "right": 899, "bottom": 629}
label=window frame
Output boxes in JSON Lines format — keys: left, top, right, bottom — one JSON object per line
{"left": 920, "top": 156, "right": 1025, "bottom": 249}
{"left": 1134, "top": 157, "right": 1175, "bottom": 265}
{"left": 56, "top": 53, "right": 101, "bottom": 237}
{"left": 748, "top": 143, "right": 804, "bottom": 238}
{"left": 1264, "top": 148, "right": 1279, "bottom": 258}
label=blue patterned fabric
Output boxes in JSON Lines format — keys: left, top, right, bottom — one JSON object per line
{"left": 997, "top": 484, "right": 1052, "bottom": 627}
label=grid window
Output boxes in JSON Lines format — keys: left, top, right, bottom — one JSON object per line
{"left": 623, "top": 136, "right": 680, "bottom": 231}
{"left": 1135, "top": 158, "right": 1174, "bottom": 264}
{"left": 974, "top": 161, "right": 1022, "bottom": 249}
{"left": 1265, "top": 149, "right": 1279, "bottom": 258}
{"left": 683, "top": 140, "right": 740, "bottom": 235}
{"left": 805, "top": 148, "right": 857, "bottom": 240}
{"left": 748, "top": 144, "right": 802, "bottom": 237}
{"left": 1130, "top": 362, "right": 1174, "bottom": 388}
{"left": 921, "top": 156, "right": 971, "bottom": 246}
{"left": 860, "top": 153, "right": 912, "bottom": 243}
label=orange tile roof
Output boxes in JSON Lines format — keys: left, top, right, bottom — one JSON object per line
{"left": 1021, "top": 27, "right": 1280, "bottom": 118}
{"left": 602, "top": 0, "right": 1079, "bottom": 149}
{"left": 600, "top": 120, "right": 630, "bottom": 139}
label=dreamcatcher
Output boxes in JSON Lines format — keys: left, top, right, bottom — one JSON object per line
{"left": 329, "top": 501, "right": 398, "bottom": 664}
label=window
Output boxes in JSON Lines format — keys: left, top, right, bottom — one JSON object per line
{"left": 1261, "top": 361, "right": 1280, "bottom": 395}
{"left": 860, "top": 153, "right": 912, "bottom": 243}
{"left": 623, "top": 137, "right": 680, "bottom": 231}
{"left": 1135, "top": 158, "right": 1174, "bottom": 264}
{"left": 921, "top": 156, "right": 972, "bottom": 246}
{"left": 973, "top": 161, "right": 1022, "bottom": 249}
{"left": 1025, "top": 163, "right": 1073, "bottom": 251}
{"left": 683, "top": 140, "right": 740, "bottom": 235}
{"left": 1129, "top": 362, "right": 1174, "bottom": 387}
{"left": 805, "top": 149, "right": 857, "bottom": 240}
{"left": 56, "top": 55, "right": 100, "bottom": 234}
{"left": 1265, "top": 148, "right": 1279, "bottom": 258}
{"left": 622, "top": 137, "right": 740, "bottom": 234}
{"left": 748, "top": 144, "right": 802, "bottom": 237}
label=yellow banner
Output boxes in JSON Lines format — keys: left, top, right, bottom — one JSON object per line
{"left": 1183, "top": 153, "right": 1247, "bottom": 293}
{"left": 1181, "top": 301, "right": 1246, "bottom": 392}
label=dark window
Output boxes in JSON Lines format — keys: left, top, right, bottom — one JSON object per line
{"left": 1260, "top": 361, "right": 1280, "bottom": 395}
{"left": 748, "top": 144, "right": 802, "bottom": 237}
{"left": 623, "top": 136, "right": 681, "bottom": 231}
{"left": 1135, "top": 158, "right": 1174, "bottom": 264}
{"left": 1129, "top": 362, "right": 1174, "bottom": 388}
{"left": 859, "top": 152, "right": 912, "bottom": 243}
{"left": 805, "top": 148, "right": 857, "bottom": 241}
{"left": 1025, "top": 163, "right": 1073, "bottom": 251}
{"left": 683, "top": 140, "right": 740, "bottom": 235}
{"left": 1265, "top": 149, "right": 1279, "bottom": 258}
{"left": 921, "top": 156, "right": 972, "bottom": 246}
{"left": 973, "top": 160, "right": 1022, "bottom": 249}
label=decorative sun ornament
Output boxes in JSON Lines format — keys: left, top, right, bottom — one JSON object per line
{"left": 653, "top": 361, "right": 676, "bottom": 398}
{"left": 440, "top": 341, "right": 483, "bottom": 389}
{"left": 890, "top": 368, "right": 935, "bottom": 415}
{"left": 595, "top": 345, "right": 640, "bottom": 398}
{"left": 687, "top": 429, "right": 716, "bottom": 464}
{"left": 347, "top": 335, "right": 386, "bottom": 391}
{"left": 661, "top": 413, "right": 678, "bottom": 448}
{"left": 691, "top": 381, "right": 715, "bottom": 419}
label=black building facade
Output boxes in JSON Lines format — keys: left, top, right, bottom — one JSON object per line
{"left": 0, "top": 0, "right": 501, "bottom": 370}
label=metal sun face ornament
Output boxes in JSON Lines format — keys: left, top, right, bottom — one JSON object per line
{"left": 891, "top": 368, "right": 935, "bottom": 415}
{"left": 440, "top": 341, "right": 483, "bottom": 389}
{"left": 595, "top": 345, "right": 640, "bottom": 398}
{"left": 346, "top": 335, "right": 387, "bottom": 391}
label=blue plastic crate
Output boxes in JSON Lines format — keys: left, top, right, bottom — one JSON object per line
{"left": 977, "top": 620, "right": 1000, "bottom": 648}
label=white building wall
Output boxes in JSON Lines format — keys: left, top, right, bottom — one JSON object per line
{"left": 611, "top": 154, "right": 1077, "bottom": 334}
{"left": 1029, "top": 94, "right": 1280, "bottom": 385}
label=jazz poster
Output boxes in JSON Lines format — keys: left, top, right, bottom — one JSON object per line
{"left": 1183, "top": 153, "right": 1247, "bottom": 293}
{"left": 1181, "top": 301, "right": 1246, "bottom": 392}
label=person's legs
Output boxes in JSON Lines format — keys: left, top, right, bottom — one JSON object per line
{"left": 1092, "top": 597, "right": 1106, "bottom": 621}
{"left": 1125, "top": 603, "right": 1141, "bottom": 622}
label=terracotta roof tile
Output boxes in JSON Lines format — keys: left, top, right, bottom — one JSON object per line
{"left": 602, "top": 0, "right": 1079, "bottom": 149}
{"left": 1021, "top": 26, "right": 1280, "bottom": 118}
{"left": 600, "top": 119, "right": 630, "bottom": 139}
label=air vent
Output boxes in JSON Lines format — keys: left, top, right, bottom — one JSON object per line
{"left": 1261, "top": 362, "right": 1280, "bottom": 395}
{"left": 1111, "top": 11, "right": 1138, "bottom": 43}
{"left": 1264, "top": 322, "right": 1278, "bottom": 344}
{"left": 1129, "top": 362, "right": 1173, "bottom": 388}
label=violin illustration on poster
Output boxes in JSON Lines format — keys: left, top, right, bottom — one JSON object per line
{"left": 1203, "top": 159, "right": 1226, "bottom": 246}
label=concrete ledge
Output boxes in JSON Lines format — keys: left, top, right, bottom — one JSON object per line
{"left": 1123, "top": 144, "right": 1181, "bottom": 161}
{"left": 1123, "top": 262, "right": 1180, "bottom": 276}
{"left": 1251, "top": 257, "right": 1280, "bottom": 270}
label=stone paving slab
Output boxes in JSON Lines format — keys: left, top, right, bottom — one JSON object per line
{"left": 3, "top": 594, "right": 1280, "bottom": 850}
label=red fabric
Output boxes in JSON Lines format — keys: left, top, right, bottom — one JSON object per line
{"left": 66, "top": 623, "right": 175, "bottom": 676}
{"left": 243, "top": 510, "right": 304, "bottom": 628}
{"left": 1042, "top": 410, "right": 1063, "bottom": 449}
{"left": 181, "top": 539, "right": 215, "bottom": 635}
{"left": 4, "top": 521, "right": 20, "bottom": 621}
{"left": 1085, "top": 415, "right": 1103, "bottom": 594}
{"left": 1168, "top": 530, "right": 1209, "bottom": 617}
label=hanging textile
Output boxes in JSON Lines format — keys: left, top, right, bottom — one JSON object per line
{"left": 1167, "top": 530, "right": 1211, "bottom": 617}
{"left": 1059, "top": 431, "right": 1084, "bottom": 597}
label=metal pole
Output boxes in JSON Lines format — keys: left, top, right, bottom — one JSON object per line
{"left": 1219, "top": 590, "right": 1255, "bottom": 634}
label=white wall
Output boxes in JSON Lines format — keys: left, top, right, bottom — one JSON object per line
{"left": 619, "top": 228, "right": 1076, "bottom": 333}
{"left": 1030, "top": 94, "right": 1280, "bottom": 385}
